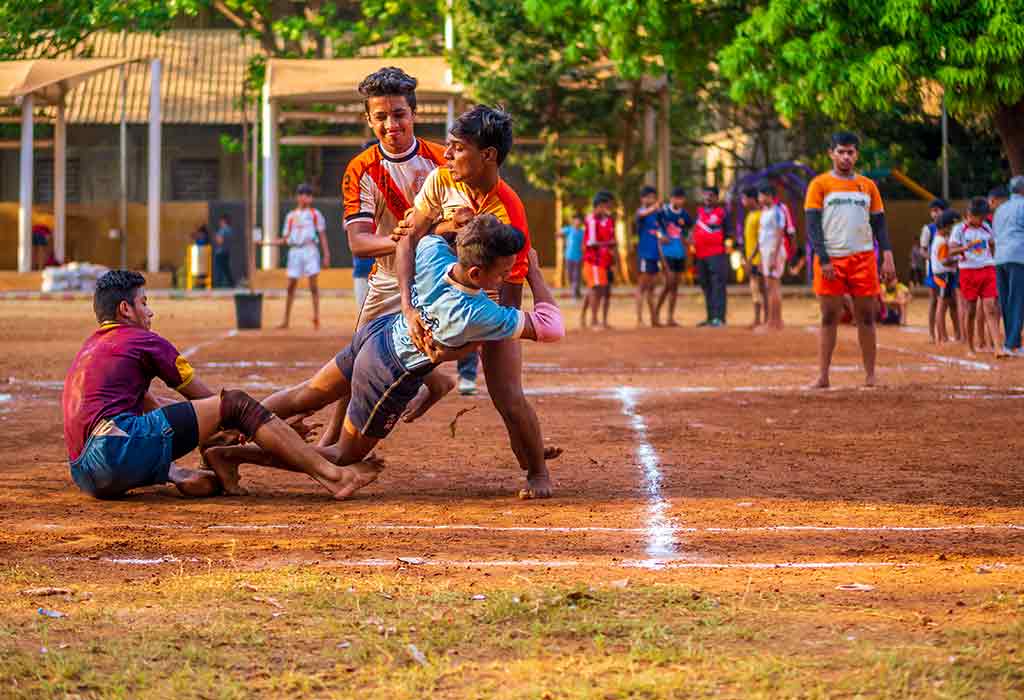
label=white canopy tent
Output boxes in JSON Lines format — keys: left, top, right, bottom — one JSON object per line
{"left": 0, "top": 58, "right": 162, "bottom": 273}
{"left": 259, "top": 57, "right": 463, "bottom": 267}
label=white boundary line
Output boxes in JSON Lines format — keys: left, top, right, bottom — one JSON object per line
{"left": 879, "top": 343, "right": 993, "bottom": 371}
{"left": 182, "top": 329, "right": 239, "bottom": 359}
{"left": 615, "top": 387, "right": 679, "bottom": 564}
{"left": 362, "top": 523, "right": 1024, "bottom": 535}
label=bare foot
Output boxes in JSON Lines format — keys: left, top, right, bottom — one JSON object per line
{"left": 203, "top": 447, "right": 249, "bottom": 495}
{"left": 601, "top": 323, "right": 614, "bottom": 330}
{"left": 327, "top": 461, "right": 385, "bottom": 500}
{"left": 666, "top": 319, "right": 679, "bottom": 327}
{"left": 863, "top": 374, "right": 878, "bottom": 388}
{"left": 807, "top": 376, "right": 830, "bottom": 389}
{"left": 313, "top": 318, "right": 320, "bottom": 331}
{"left": 652, "top": 320, "right": 663, "bottom": 328}
{"left": 518, "top": 465, "right": 553, "bottom": 499}
{"left": 276, "top": 322, "right": 289, "bottom": 330}
{"left": 170, "top": 465, "right": 224, "bottom": 498}
{"left": 543, "top": 446, "right": 564, "bottom": 461}
{"left": 401, "top": 374, "right": 455, "bottom": 423}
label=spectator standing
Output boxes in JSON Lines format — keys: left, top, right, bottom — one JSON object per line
{"left": 213, "top": 215, "right": 235, "bottom": 288}
{"left": 740, "top": 188, "right": 766, "bottom": 328}
{"left": 560, "top": 213, "right": 585, "bottom": 300}
{"left": 656, "top": 187, "right": 693, "bottom": 326}
{"left": 266, "top": 183, "right": 330, "bottom": 330}
{"left": 582, "top": 191, "right": 617, "bottom": 329}
{"left": 634, "top": 186, "right": 665, "bottom": 327}
{"left": 756, "top": 182, "right": 787, "bottom": 330}
{"left": 993, "top": 176, "right": 1024, "bottom": 356}
{"left": 949, "top": 197, "right": 1003, "bottom": 357}
{"left": 693, "top": 185, "right": 730, "bottom": 327}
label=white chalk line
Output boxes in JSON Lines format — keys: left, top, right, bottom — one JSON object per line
{"left": 879, "top": 343, "right": 993, "bottom": 371}
{"left": 362, "top": 523, "right": 1024, "bottom": 535}
{"left": 61, "top": 554, "right": 924, "bottom": 571}
{"left": 182, "top": 329, "right": 239, "bottom": 359}
{"left": 616, "top": 387, "right": 680, "bottom": 565}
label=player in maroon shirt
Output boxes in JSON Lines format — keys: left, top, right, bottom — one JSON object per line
{"left": 62, "top": 270, "right": 377, "bottom": 499}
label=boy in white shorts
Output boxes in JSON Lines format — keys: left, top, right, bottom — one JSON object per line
{"left": 756, "top": 182, "right": 787, "bottom": 330}
{"left": 268, "top": 183, "right": 331, "bottom": 329}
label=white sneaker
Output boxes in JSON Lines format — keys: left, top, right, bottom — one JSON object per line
{"left": 458, "top": 377, "right": 477, "bottom": 395}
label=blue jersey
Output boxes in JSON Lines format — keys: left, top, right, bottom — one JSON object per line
{"left": 562, "top": 225, "right": 584, "bottom": 263}
{"left": 636, "top": 208, "right": 664, "bottom": 260}
{"left": 392, "top": 235, "right": 525, "bottom": 370}
{"left": 661, "top": 205, "right": 692, "bottom": 259}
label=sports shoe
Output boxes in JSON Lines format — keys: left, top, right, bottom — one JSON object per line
{"left": 709, "top": 318, "right": 725, "bottom": 327}
{"left": 458, "top": 377, "right": 477, "bottom": 395}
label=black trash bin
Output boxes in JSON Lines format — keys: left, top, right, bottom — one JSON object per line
{"left": 234, "top": 292, "right": 263, "bottom": 330}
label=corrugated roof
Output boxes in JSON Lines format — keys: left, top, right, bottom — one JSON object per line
{"left": 56, "top": 30, "right": 261, "bottom": 125}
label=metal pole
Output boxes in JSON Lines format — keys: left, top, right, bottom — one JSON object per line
{"left": 147, "top": 59, "right": 162, "bottom": 274}
{"left": 119, "top": 64, "right": 128, "bottom": 269}
{"left": 261, "top": 79, "right": 279, "bottom": 269}
{"left": 941, "top": 93, "right": 950, "bottom": 200}
{"left": 54, "top": 89, "right": 66, "bottom": 264}
{"left": 250, "top": 111, "right": 259, "bottom": 286}
{"left": 18, "top": 94, "right": 33, "bottom": 273}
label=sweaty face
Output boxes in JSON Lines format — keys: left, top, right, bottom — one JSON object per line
{"left": 365, "top": 96, "right": 415, "bottom": 153}
{"left": 444, "top": 135, "right": 489, "bottom": 184}
{"left": 830, "top": 145, "right": 858, "bottom": 174}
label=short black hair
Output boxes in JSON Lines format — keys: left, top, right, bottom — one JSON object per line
{"left": 296, "top": 183, "right": 313, "bottom": 196}
{"left": 830, "top": 131, "right": 860, "bottom": 149}
{"left": 969, "top": 196, "right": 990, "bottom": 216}
{"left": 937, "top": 209, "right": 962, "bottom": 230}
{"left": 702, "top": 185, "right": 719, "bottom": 195}
{"left": 450, "top": 105, "right": 513, "bottom": 166}
{"left": 757, "top": 182, "right": 775, "bottom": 196}
{"left": 457, "top": 214, "right": 526, "bottom": 269}
{"left": 988, "top": 186, "right": 1009, "bottom": 200}
{"left": 671, "top": 187, "right": 686, "bottom": 198}
{"left": 593, "top": 190, "right": 614, "bottom": 207}
{"left": 741, "top": 187, "right": 758, "bottom": 199}
{"left": 359, "top": 67, "right": 418, "bottom": 114}
{"left": 640, "top": 185, "right": 657, "bottom": 198}
{"left": 929, "top": 198, "right": 949, "bottom": 210}
{"left": 94, "top": 270, "right": 145, "bottom": 324}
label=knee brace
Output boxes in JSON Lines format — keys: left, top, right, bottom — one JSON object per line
{"left": 220, "top": 389, "right": 274, "bottom": 438}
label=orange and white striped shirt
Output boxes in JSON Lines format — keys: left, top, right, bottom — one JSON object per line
{"left": 804, "top": 172, "right": 884, "bottom": 259}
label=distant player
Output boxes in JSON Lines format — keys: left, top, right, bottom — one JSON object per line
{"left": 634, "top": 185, "right": 665, "bottom": 327}
{"left": 949, "top": 198, "right": 1004, "bottom": 356}
{"left": 266, "top": 184, "right": 331, "bottom": 330}
{"left": 62, "top": 270, "right": 371, "bottom": 500}
{"left": 805, "top": 132, "right": 895, "bottom": 388}
{"left": 740, "top": 187, "right": 766, "bottom": 328}
{"left": 560, "top": 212, "right": 585, "bottom": 300}
{"left": 583, "top": 191, "right": 617, "bottom": 329}
{"left": 693, "top": 185, "right": 730, "bottom": 327}
{"left": 655, "top": 187, "right": 692, "bottom": 326}
{"left": 206, "top": 216, "right": 564, "bottom": 495}
{"left": 756, "top": 182, "right": 787, "bottom": 330}
{"left": 930, "top": 210, "right": 961, "bottom": 344}
{"left": 920, "top": 198, "right": 961, "bottom": 343}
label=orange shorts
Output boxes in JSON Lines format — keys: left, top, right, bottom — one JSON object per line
{"left": 813, "top": 250, "right": 880, "bottom": 298}
{"left": 584, "top": 263, "right": 610, "bottom": 287}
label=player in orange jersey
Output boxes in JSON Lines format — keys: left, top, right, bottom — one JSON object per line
{"left": 805, "top": 132, "right": 895, "bottom": 388}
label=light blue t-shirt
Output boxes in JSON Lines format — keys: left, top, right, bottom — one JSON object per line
{"left": 562, "top": 225, "right": 584, "bottom": 262}
{"left": 993, "top": 194, "right": 1024, "bottom": 266}
{"left": 392, "top": 235, "right": 526, "bottom": 370}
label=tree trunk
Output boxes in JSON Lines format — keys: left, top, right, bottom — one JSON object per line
{"left": 994, "top": 99, "right": 1024, "bottom": 175}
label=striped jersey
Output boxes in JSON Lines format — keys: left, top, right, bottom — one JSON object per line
{"left": 342, "top": 138, "right": 447, "bottom": 277}
{"left": 804, "top": 171, "right": 884, "bottom": 259}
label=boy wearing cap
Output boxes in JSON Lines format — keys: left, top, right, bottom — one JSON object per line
{"left": 267, "top": 184, "right": 331, "bottom": 329}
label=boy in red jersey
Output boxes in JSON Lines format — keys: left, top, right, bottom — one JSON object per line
{"left": 582, "top": 190, "right": 617, "bottom": 329}
{"left": 693, "top": 186, "right": 730, "bottom": 327}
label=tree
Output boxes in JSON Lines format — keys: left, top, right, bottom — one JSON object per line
{"left": 719, "top": 0, "right": 1024, "bottom": 174}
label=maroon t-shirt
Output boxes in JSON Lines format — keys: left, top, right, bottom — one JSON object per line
{"left": 62, "top": 323, "right": 194, "bottom": 461}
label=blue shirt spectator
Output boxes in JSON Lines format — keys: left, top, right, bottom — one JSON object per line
{"left": 562, "top": 223, "right": 584, "bottom": 263}
{"left": 994, "top": 189, "right": 1024, "bottom": 265}
{"left": 661, "top": 204, "right": 692, "bottom": 259}
{"left": 636, "top": 207, "right": 664, "bottom": 261}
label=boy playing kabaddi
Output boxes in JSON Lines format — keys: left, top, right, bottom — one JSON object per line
{"left": 62, "top": 271, "right": 371, "bottom": 500}
{"left": 204, "top": 215, "right": 564, "bottom": 497}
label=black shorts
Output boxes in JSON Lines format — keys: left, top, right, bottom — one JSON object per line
{"left": 664, "top": 257, "right": 685, "bottom": 274}
{"left": 934, "top": 272, "right": 956, "bottom": 300}
{"left": 639, "top": 258, "right": 660, "bottom": 275}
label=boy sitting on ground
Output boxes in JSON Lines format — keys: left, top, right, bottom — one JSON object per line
{"left": 204, "top": 214, "right": 564, "bottom": 498}
{"left": 62, "top": 271, "right": 372, "bottom": 500}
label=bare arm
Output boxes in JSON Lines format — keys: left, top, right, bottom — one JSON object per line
{"left": 178, "top": 377, "right": 215, "bottom": 401}
{"left": 394, "top": 208, "right": 439, "bottom": 353}
{"left": 347, "top": 220, "right": 395, "bottom": 258}
{"left": 519, "top": 249, "right": 563, "bottom": 343}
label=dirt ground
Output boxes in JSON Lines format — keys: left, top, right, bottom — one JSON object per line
{"left": 1, "top": 291, "right": 1022, "bottom": 698}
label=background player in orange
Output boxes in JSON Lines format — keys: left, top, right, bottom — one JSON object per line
{"left": 805, "top": 132, "right": 895, "bottom": 388}
{"left": 394, "top": 106, "right": 557, "bottom": 499}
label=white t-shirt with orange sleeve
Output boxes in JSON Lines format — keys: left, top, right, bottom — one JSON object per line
{"left": 804, "top": 172, "right": 884, "bottom": 259}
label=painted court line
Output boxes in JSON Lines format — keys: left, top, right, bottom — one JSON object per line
{"left": 616, "top": 387, "right": 679, "bottom": 564}
{"left": 362, "top": 523, "right": 1024, "bottom": 535}
{"left": 879, "top": 343, "right": 993, "bottom": 371}
{"left": 182, "top": 329, "right": 239, "bottom": 359}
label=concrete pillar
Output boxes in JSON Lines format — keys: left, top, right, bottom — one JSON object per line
{"left": 261, "top": 80, "right": 280, "bottom": 268}
{"left": 54, "top": 92, "right": 66, "bottom": 264}
{"left": 147, "top": 59, "right": 162, "bottom": 274}
{"left": 657, "top": 85, "right": 671, "bottom": 197}
{"left": 18, "top": 95, "right": 33, "bottom": 273}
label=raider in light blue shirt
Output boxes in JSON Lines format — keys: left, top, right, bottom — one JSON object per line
{"left": 392, "top": 234, "right": 525, "bottom": 370}
{"left": 994, "top": 192, "right": 1024, "bottom": 265}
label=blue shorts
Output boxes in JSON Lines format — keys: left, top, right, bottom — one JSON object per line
{"left": 335, "top": 313, "right": 430, "bottom": 439}
{"left": 70, "top": 411, "right": 175, "bottom": 499}
{"left": 639, "top": 258, "right": 660, "bottom": 275}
